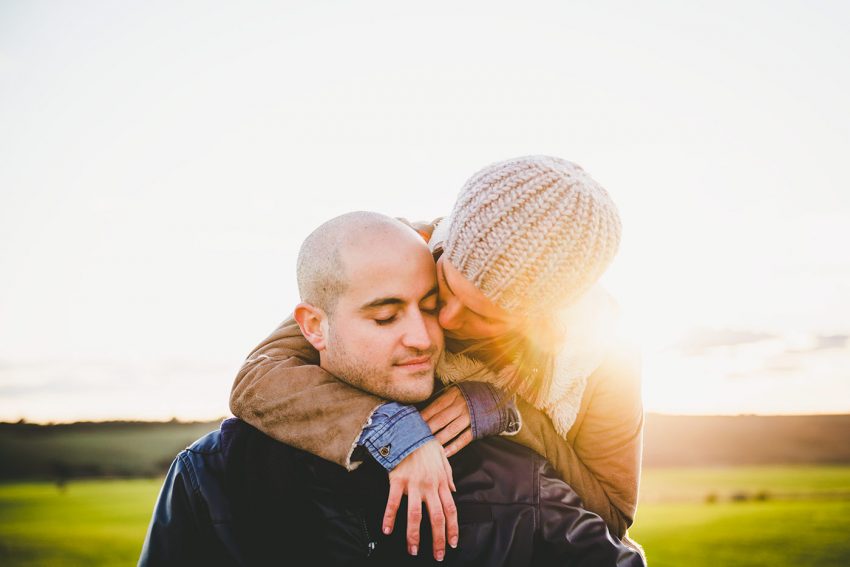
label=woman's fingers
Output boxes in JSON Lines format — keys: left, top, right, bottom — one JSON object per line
{"left": 444, "top": 429, "right": 474, "bottom": 458}
{"left": 420, "top": 388, "right": 458, "bottom": 422}
{"left": 443, "top": 453, "right": 457, "bottom": 492}
{"left": 424, "top": 490, "right": 446, "bottom": 561}
{"left": 383, "top": 480, "right": 404, "bottom": 535}
{"left": 406, "top": 487, "right": 422, "bottom": 556}
{"left": 388, "top": 439, "right": 459, "bottom": 558}
{"left": 439, "top": 482, "right": 459, "bottom": 549}
{"left": 426, "top": 402, "right": 465, "bottom": 436}
{"left": 434, "top": 413, "right": 471, "bottom": 446}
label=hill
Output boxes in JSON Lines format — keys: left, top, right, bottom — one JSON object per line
{"left": 0, "top": 420, "right": 221, "bottom": 479}
{"left": 2, "top": 414, "right": 850, "bottom": 480}
{"left": 643, "top": 414, "right": 850, "bottom": 467}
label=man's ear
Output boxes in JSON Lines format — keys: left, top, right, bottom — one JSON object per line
{"left": 293, "top": 302, "right": 328, "bottom": 351}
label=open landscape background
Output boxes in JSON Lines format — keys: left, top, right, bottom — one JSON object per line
{"left": 3, "top": 1, "right": 849, "bottom": 566}
{"left": 2, "top": 414, "right": 850, "bottom": 566}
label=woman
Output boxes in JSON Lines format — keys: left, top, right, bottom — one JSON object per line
{"left": 230, "top": 156, "right": 643, "bottom": 545}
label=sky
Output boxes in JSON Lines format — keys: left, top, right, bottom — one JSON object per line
{"left": 1, "top": 0, "right": 849, "bottom": 422}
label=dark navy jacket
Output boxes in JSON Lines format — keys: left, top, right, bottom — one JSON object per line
{"left": 139, "top": 418, "right": 644, "bottom": 566}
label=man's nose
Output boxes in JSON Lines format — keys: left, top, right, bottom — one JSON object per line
{"left": 402, "top": 311, "right": 434, "bottom": 351}
{"left": 438, "top": 297, "right": 463, "bottom": 331}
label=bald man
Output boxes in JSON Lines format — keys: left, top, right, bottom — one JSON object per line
{"left": 140, "top": 213, "right": 644, "bottom": 566}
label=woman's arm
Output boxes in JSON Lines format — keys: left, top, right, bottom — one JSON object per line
{"left": 512, "top": 342, "right": 643, "bottom": 539}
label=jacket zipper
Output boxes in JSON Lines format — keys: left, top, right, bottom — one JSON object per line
{"left": 360, "top": 512, "right": 376, "bottom": 557}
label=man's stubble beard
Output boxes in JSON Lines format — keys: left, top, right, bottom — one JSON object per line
{"left": 326, "top": 327, "right": 437, "bottom": 404}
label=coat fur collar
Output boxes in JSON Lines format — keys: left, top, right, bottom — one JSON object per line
{"left": 437, "top": 285, "right": 618, "bottom": 438}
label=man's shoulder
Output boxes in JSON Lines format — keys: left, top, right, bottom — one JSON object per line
{"left": 181, "top": 418, "right": 254, "bottom": 456}
{"left": 184, "top": 428, "right": 223, "bottom": 455}
{"left": 176, "top": 418, "right": 296, "bottom": 481}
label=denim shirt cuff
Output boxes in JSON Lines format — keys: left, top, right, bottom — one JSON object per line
{"left": 454, "top": 381, "right": 521, "bottom": 439}
{"left": 358, "top": 402, "right": 434, "bottom": 471}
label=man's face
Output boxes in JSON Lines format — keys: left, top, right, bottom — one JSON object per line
{"left": 321, "top": 233, "right": 444, "bottom": 403}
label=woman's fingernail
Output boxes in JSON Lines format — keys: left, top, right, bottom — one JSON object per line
{"left": 383, "top": 526, "right": 390, "bottom": 535}
{"left": 436, "top": 550, "right": 445, "bottom": 561}
{"left": 410, "top": 545, "right": 418, "bottom": 556}
{"left": 450, "top": 537, "right": 458, "bottom": 548}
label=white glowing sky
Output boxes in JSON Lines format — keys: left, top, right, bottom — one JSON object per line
{"left": 1, "top": 1, "right": 849, "bottom": 421}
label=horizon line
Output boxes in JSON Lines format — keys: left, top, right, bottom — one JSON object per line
{"left": 5, "top": 411, "right": 850, "bottom": 427}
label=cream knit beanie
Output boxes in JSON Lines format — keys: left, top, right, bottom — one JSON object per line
{"left": 444, "top": 155, "right": 621, "bottom": 316}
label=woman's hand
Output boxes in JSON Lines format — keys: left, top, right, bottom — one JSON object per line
{"left": 421, "top": 386, "right": 474, "bottom": 458}
{"left": 384, "top": 439, "right": 458, "bottom": 561}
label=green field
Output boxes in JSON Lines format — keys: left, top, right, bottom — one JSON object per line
{"left": 632, "top": 499, "right": 850, "bottom": 567}
{"left": 0, "top": 479, "right": 159, "bottom": 566}
{"left": 1, "top": 466, "right": 849, "bottom": 566}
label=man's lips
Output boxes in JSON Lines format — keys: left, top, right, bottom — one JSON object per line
{"left": 395, "top": 355, "right": 433, "bottom": 369}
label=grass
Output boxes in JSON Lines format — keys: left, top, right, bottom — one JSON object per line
{"left": 630, "top": 465, "right": 850, "bottom": 566}
{"left": 1, "top": 467, "right": 849, "bottom": 566}
{"left": 0, "top": 479, "right": 161, "bottom": 566}
{"left": 639, "top": 465, "right": 850, "bottom": 502}
{"left": 631, "top": 500, "right": 850, "bottom": 567}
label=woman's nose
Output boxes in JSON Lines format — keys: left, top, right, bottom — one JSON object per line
{"left": 438, "top": 298, "right": 463, "bottom": 330}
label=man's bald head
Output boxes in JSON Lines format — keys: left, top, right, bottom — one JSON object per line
{"left": 294, "top": 211, "right": 443, "bottom": 403}
{"left": 296, "top": 212, "right": 426, "bottom": 316}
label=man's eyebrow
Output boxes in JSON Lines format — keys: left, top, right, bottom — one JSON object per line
{"left": 359, "top": 297, "right": 405, "bottom": 311}
{"left": 359, "top": 285, "right": 437, "bottom": 311}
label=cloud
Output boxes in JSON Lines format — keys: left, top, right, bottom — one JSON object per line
{"left": 783, "top": 334, "right": 849, "bottom": 354}
{"left": 674, "top": 328, "right": 777, "bottom": 355}
{"left": 812, "top": 334, "right": 848, "bottom": 350}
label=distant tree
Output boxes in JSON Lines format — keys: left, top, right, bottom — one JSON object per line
{"left": 731, "top": 491, "right": 749, "bottom": 502}
{"left": 51, "top": 461, "right": 71, "bottom": 492}
{"left": 754, "top": 490, "right": 771, "bottom": 501}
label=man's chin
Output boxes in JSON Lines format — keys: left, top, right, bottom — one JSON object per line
{"left": 389, "top": 373, "right": 435, "bottom": 404}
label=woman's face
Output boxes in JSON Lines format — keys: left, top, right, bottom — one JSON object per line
{"left": 436, "top": 256, "right": 518, "bottom": 341}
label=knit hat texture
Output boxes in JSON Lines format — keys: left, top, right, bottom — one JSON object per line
{"left": 444, "top": 155, "right": 621, "bottom": 315}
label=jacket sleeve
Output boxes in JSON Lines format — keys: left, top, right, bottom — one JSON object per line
{"left": 229, "top": 317, "right": 385, "bottom": 469}
{"left": 513, "top": 341, "right": 643, "bottom": 539}
{"left": 138, "top": 455, "right": 209, "bottom": 566}
{"left": 534, "top": 459, "right": 646, "bottom": 567}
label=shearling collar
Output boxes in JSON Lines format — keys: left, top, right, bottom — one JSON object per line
{"left": 437, "top": 285, "right": 618, "bottom": 438}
